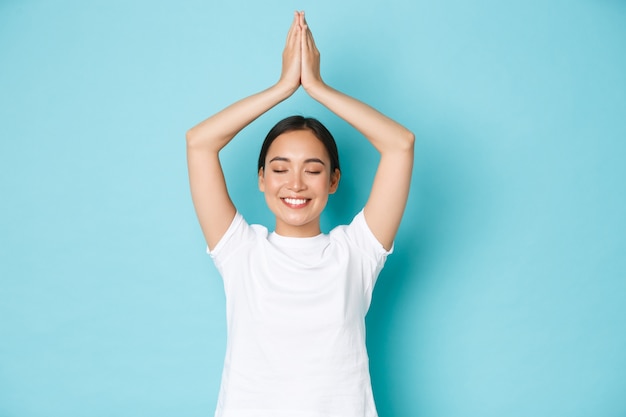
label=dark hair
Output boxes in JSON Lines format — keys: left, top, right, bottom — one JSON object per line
{"left": 257, "top": 115, "right": 340, "bottom": 173}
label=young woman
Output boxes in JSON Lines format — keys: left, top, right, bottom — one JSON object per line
{"left": 187, "top": 11, "right": 414, "bottom": 417}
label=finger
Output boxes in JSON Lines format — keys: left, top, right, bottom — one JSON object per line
{"left": 294, "top": 10, "right": 300, "bottom": 29}
{"left": 303, "top": 22, "right": 316, "bottom": 52}
{"left": 300, "top": 14, "right": 317, "bottom": 50}
{"left": 286, "top": 11, "right": 297, "bottom": 40}
{"left": 302, "top": 11, "right": 314, "bottom": 36}
{"left": 300, "top": 16, "right": 309, "bottom": 51}
{"left": 299, "top": 14, "right": 309, "bottom": 43}
{"left": 292, "top": 20, "right": 301, "bottom": 49}
{"left": 300, "top": 11, "right": 308, "bottom": 30}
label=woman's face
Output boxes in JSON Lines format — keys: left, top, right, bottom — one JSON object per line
{"left": 258, "top": 129, "right": 340, "bottom": 237}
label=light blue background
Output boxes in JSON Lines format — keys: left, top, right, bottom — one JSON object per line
{"left": 1, "top": 1, "right": 625, "bottom": 416}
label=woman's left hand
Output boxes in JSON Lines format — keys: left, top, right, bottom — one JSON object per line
{"left": 298, "top": 12, "right": 324, "bottom": 92}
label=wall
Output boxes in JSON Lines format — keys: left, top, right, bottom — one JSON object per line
{"left": 1, "top": 1, "right": 624, "bottom": 416}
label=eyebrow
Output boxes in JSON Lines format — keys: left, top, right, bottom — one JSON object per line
{"left": 268, "top": 156, "right": 326, "bottom": 165}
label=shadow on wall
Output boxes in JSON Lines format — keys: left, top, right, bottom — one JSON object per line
{"left": 365, "top": 120, "right": 495, "bottom": 416}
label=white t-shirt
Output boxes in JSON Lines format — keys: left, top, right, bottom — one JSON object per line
{"left": 208, "top": 210, "right": 392, "bottom": 417}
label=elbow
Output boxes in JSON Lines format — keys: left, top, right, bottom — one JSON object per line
{"left": 186, "top": 127, "right": 200, "bottom": 149}
{"left": 406, "top": 130, "right": 416, "bottom": 146}
{"left": 185, "top": 128, "right": 195, "bottom": 144}
{"left": 378, "top": 129, "right": 415, "bottom": 155}
{"left": 400, "top": 129, "right": 415, "bottom": 152}
{"left": 186, "top": 126, "right": 226, "bottom": 152}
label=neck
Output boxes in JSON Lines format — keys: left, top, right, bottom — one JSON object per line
{"left": 274, "top": 221, "right": 321, "bottom": 237}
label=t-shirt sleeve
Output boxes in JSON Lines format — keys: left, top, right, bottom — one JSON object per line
{"left": 347, "top": 209, "right": 394, "bottom": 260}
{"left": 206, "top": 211, "right": 251, "bottom": 269}
{"left": 343, "top": 209, "right": 394, "bottom": 292}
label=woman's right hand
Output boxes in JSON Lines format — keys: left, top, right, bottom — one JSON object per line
{"left": 278, "top": 11, "right": 302, "bottom": 94}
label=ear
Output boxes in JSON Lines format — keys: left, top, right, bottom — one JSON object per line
{"left": 258, "top": 167, "right": 265, "bottom": 192}
{"left": 329, "top": 168, "right": 341, "bottom": 194}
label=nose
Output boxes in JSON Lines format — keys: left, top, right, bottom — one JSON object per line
{"left": 286, "top": 171, "right": 306, "bottom": 192}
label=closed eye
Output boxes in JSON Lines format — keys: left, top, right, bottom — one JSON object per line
{"left": 305, "top": 171, "right": 322, "bottom": 175}
{"left": 272, "top": 169, "right": 287, "bottom": 173}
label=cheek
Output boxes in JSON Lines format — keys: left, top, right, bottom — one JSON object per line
{"left": 313, "top": 175, "right": 333, "bottom": 191}
{"left": 262, "top": 174, "right": 284, "bottom": 191}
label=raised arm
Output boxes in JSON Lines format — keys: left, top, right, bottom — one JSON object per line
{"left": 299, "top": 12, "right": 415, "bottom": 251}
{"left": 187, "top": 12, "right": 302, "bottom": 250}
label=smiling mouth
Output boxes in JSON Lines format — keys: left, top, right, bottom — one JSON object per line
{"left": 281, "top": 197, "right": 310, "bottom": 208}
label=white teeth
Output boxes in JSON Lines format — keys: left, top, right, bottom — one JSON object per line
{"left": 284, "top": 198, "right": 307, "bottom": 205}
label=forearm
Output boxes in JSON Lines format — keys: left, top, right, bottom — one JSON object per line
{"left": 305, "top": 82, "right": 414, "bottom": 153}
{"left": 186, "top": 81, "right": 296, "bottom": 152}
